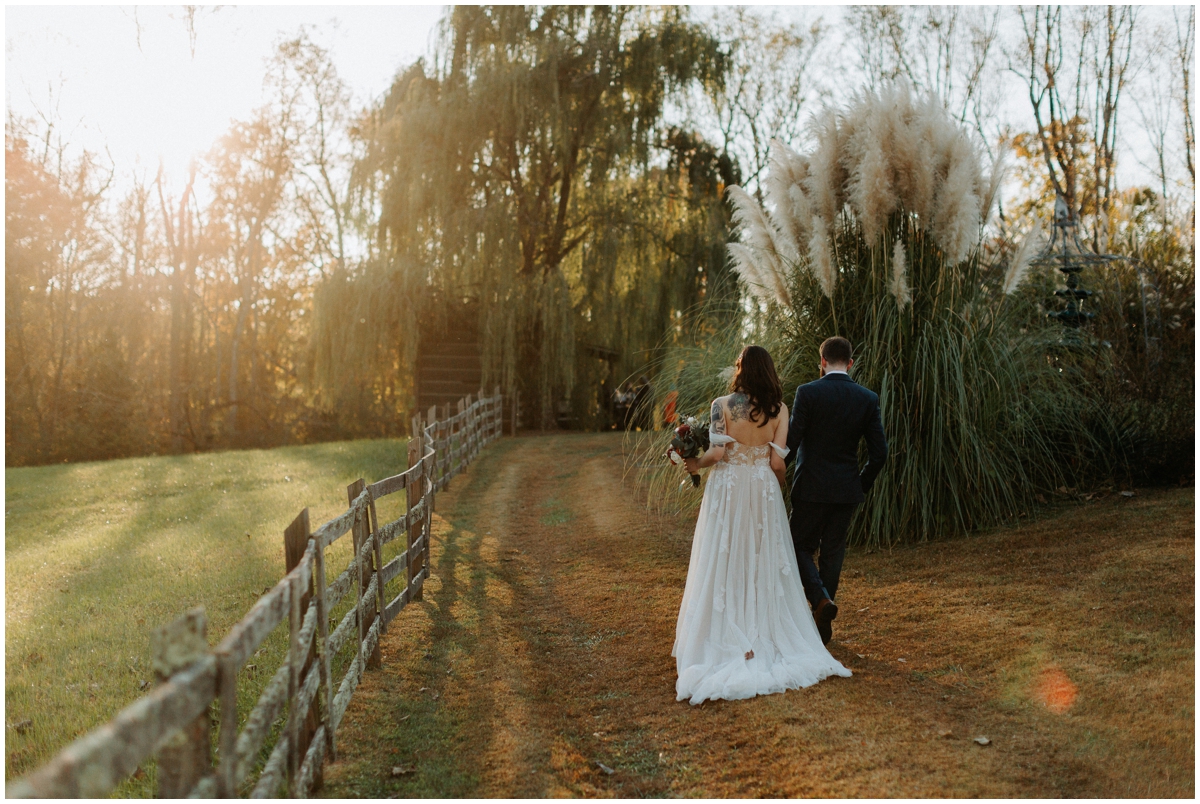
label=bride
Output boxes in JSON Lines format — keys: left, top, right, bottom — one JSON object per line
{"left": 674, "top": 345, "right": 850, "bottom": 704}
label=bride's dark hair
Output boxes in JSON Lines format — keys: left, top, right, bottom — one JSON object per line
{"left": 728, "top": 345, "right": 784, "bottom": 427}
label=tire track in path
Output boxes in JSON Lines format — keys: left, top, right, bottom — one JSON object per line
{"left": 321, "top": 432, "right": 1194, "bottom": 798}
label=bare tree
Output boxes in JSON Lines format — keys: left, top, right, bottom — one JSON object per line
{"left": 1088, "top": 6, "right": 1138, "bottom": 250}
{"left": 704, "top": 7, "right": 827, "bottom": 199}
{"left": 1175, "top": 7, "right": 1195, "bottom": 189}
{"left": 848, "top": 7, "right": 1002, "bottom": 144}
{"left": 156, "top": 162, "right": 199, "bottom": 451}
{"left": 270, "top": 31, "right": 358, "bottom": 277}
{"left": 1015, "top": 5, "right": 1139, "bottom": 250}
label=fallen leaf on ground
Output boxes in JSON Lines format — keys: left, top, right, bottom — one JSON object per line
{"left": 938, "top": 729, "right": 953, "bottom": 738}
{"left": 856, "top": 653, "right": 866, "bottom": 659}
{"left": 744, "top": 650, "right": 754, "bottom": 660}
{"left": 392, "top": 765, "right": 416, "bottom": 777}
{"left": 596, "top": 761, "right": 615, "bottom": 775}
{"left": 14, "top": 719, "right": 32, "bottom": 734}
{"left": 398, "top": 715, "right": 410, "bottom": 723}
{"left": 857, "top": 607, "right": 869, "bottom": 612}
{"left": 974, "top": 736, "right": 991, "bottom": 746}
{"left": 132, "top": 768, "right": 146, "bottom": 780}
{"left": 897, "top": 658, "right": 907, "bottom": 663}
{"left": 138, "top": 679, "right": 150, "bottom": 690}
{"left": 1120, "top": 491, "right": 1135, "bottom": 497}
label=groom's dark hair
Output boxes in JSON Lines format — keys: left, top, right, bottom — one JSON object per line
{"left": 820, "top": 337, "right": 853, "bottom": 366}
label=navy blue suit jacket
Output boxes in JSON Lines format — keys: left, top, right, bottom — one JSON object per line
{"left": 784, "top": 373, "right": 888, "bottom": 505}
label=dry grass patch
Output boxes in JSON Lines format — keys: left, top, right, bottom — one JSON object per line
{"left": 322, "top": 432, "right": 1192, "bottom": 798}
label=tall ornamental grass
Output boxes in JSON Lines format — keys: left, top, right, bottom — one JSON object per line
{"left": 636, "top": 83, "right": 1118, "bottom": 548}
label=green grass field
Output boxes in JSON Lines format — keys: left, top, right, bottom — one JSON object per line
{"left": 5, "top": 438, "right": 415, "bottom": 794}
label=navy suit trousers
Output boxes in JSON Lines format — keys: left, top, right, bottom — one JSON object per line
{"left": 789, "top": 499, "right": 858, "bottom": 608}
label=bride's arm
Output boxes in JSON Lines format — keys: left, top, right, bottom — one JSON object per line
{"left": 684, "top": 398, "right": 727, "bottom": 473}
{"left": 770, "top": 404, "right": 789, "bottom": 489}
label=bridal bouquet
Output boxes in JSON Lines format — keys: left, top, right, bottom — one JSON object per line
{"left": 666, "top": 416, "right": 710, "bottom": 488}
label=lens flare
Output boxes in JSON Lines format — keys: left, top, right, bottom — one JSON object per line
{"left": 1033, "top": 665, "right": 1078, "bottom": 714}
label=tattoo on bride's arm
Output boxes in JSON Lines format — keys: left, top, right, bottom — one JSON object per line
{"left": 728, "top": 392, "right": 749, "bottom": 422}
{"left": 711, "top": 400, "right": 725, "bottom": 434}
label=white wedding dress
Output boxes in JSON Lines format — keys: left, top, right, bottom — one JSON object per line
{"left": 673, "top": 432, "right": 851, "bottom": 705}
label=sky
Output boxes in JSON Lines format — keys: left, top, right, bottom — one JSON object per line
{"left": 5, "top": 5, "right": 1188, "bottom": 200}
{"left": 6, "top": 5, "right": 445, "bottom": 188}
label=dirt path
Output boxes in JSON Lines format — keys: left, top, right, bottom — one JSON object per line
{"left": 321, "top": 432, "right": 1193, "bottom": 797}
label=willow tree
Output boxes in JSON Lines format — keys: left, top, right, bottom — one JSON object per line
{"left": 331, "top": 6, "right": 730, "bottom": 427}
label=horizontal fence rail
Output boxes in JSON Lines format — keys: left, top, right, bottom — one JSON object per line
{"left": 8, "top": 389, "right": 504, "bottom": 799}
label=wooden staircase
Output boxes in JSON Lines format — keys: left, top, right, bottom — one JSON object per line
{"left": 414, "top": 300, "right": 520, "bottom": 432}
{"left": 414, "top": 339, "right": 483, "bottom": 413}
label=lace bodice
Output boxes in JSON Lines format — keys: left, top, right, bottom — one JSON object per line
{"left": 709, "top": 432, "right": 789, "bottom": 468}
{"left": 721, "top": 441, "right": 772, "bottom": 466}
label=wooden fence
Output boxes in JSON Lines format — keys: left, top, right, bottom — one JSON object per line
{"left": 7, "top": 390, "right": 504, "bottom": 799}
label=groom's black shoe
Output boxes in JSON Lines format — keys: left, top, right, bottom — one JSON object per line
{"left": 814, "top": 598, "right": 838, "bottom": 645}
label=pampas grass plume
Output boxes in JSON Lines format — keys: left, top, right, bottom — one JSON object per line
{"left": 723, "top": 82, "right": 991, "bottom": 310}
{"left": 1003, "top": 219, "right": 1042, "bottom": 295}
{"left": 891, "top": 238, "right": 912, "bottom": 310}
{"left": 728, "top": 186, "right": 785, "bottom": 306}
{"left": 808, "top": 216, "right": 837, "bottom": 300}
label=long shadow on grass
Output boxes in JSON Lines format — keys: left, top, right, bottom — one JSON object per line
{"left": 346, "top": 437, "right": 532, "bottom": 797}
{"left": 5, "top": 438, "right": 416, "bottom": 787}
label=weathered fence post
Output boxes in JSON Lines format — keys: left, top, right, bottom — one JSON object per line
{"left": 284, "top": 556, "right": 303, "bottom": 795}
{"left": 152, "top": 608, "right": 210, "bottom": 797}
{"left": 216, "top": 650, "right": 238, "bottom": 796}
{"left": 311, "top": 511, "right": 335, "bottom": 763}
{"left": 470, "top": 393, "right": 479, "bottom": 461}
{"left": 427, "top": 405, "right": 439, "bottom": 493}
{"left": 456, "top": 397, "right": 466, "bottom": 478}
{"left": 495, "top": 385, "right": 503, "bottom": 443}
{"left": 407, "top": 418, "right": 425, "bottom": 602}
{"left": 283, "top": 510, "right": 320, "bottom": 794}
{"left": 348, "top": 480, "right": 382, "bottom": 671}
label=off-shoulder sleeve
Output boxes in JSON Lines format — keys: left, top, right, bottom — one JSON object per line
{"left": 709, "top": 433, "right": 735, "bottom": 446}
{"left": 768, "top": 442, "right": 790, "bottom": 458}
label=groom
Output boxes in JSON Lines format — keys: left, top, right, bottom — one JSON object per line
{"left": 785, "top": 336, "right": 888, "bottom": 645}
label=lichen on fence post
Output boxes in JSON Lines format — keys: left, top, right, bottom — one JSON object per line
{"left": 311, "top": 512, "right": 335, "bottom": 763}
{"left": 152, "top": 607, "right": 211, "bottom": 797}
{"left": 283, "top": 509, "right": 319, "bottom": 794}
{"left": 348, "top": 479, "right": 382, "bottom": 670}
{"left": 407, "top": 418, "right": 425, "bottom": 602}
